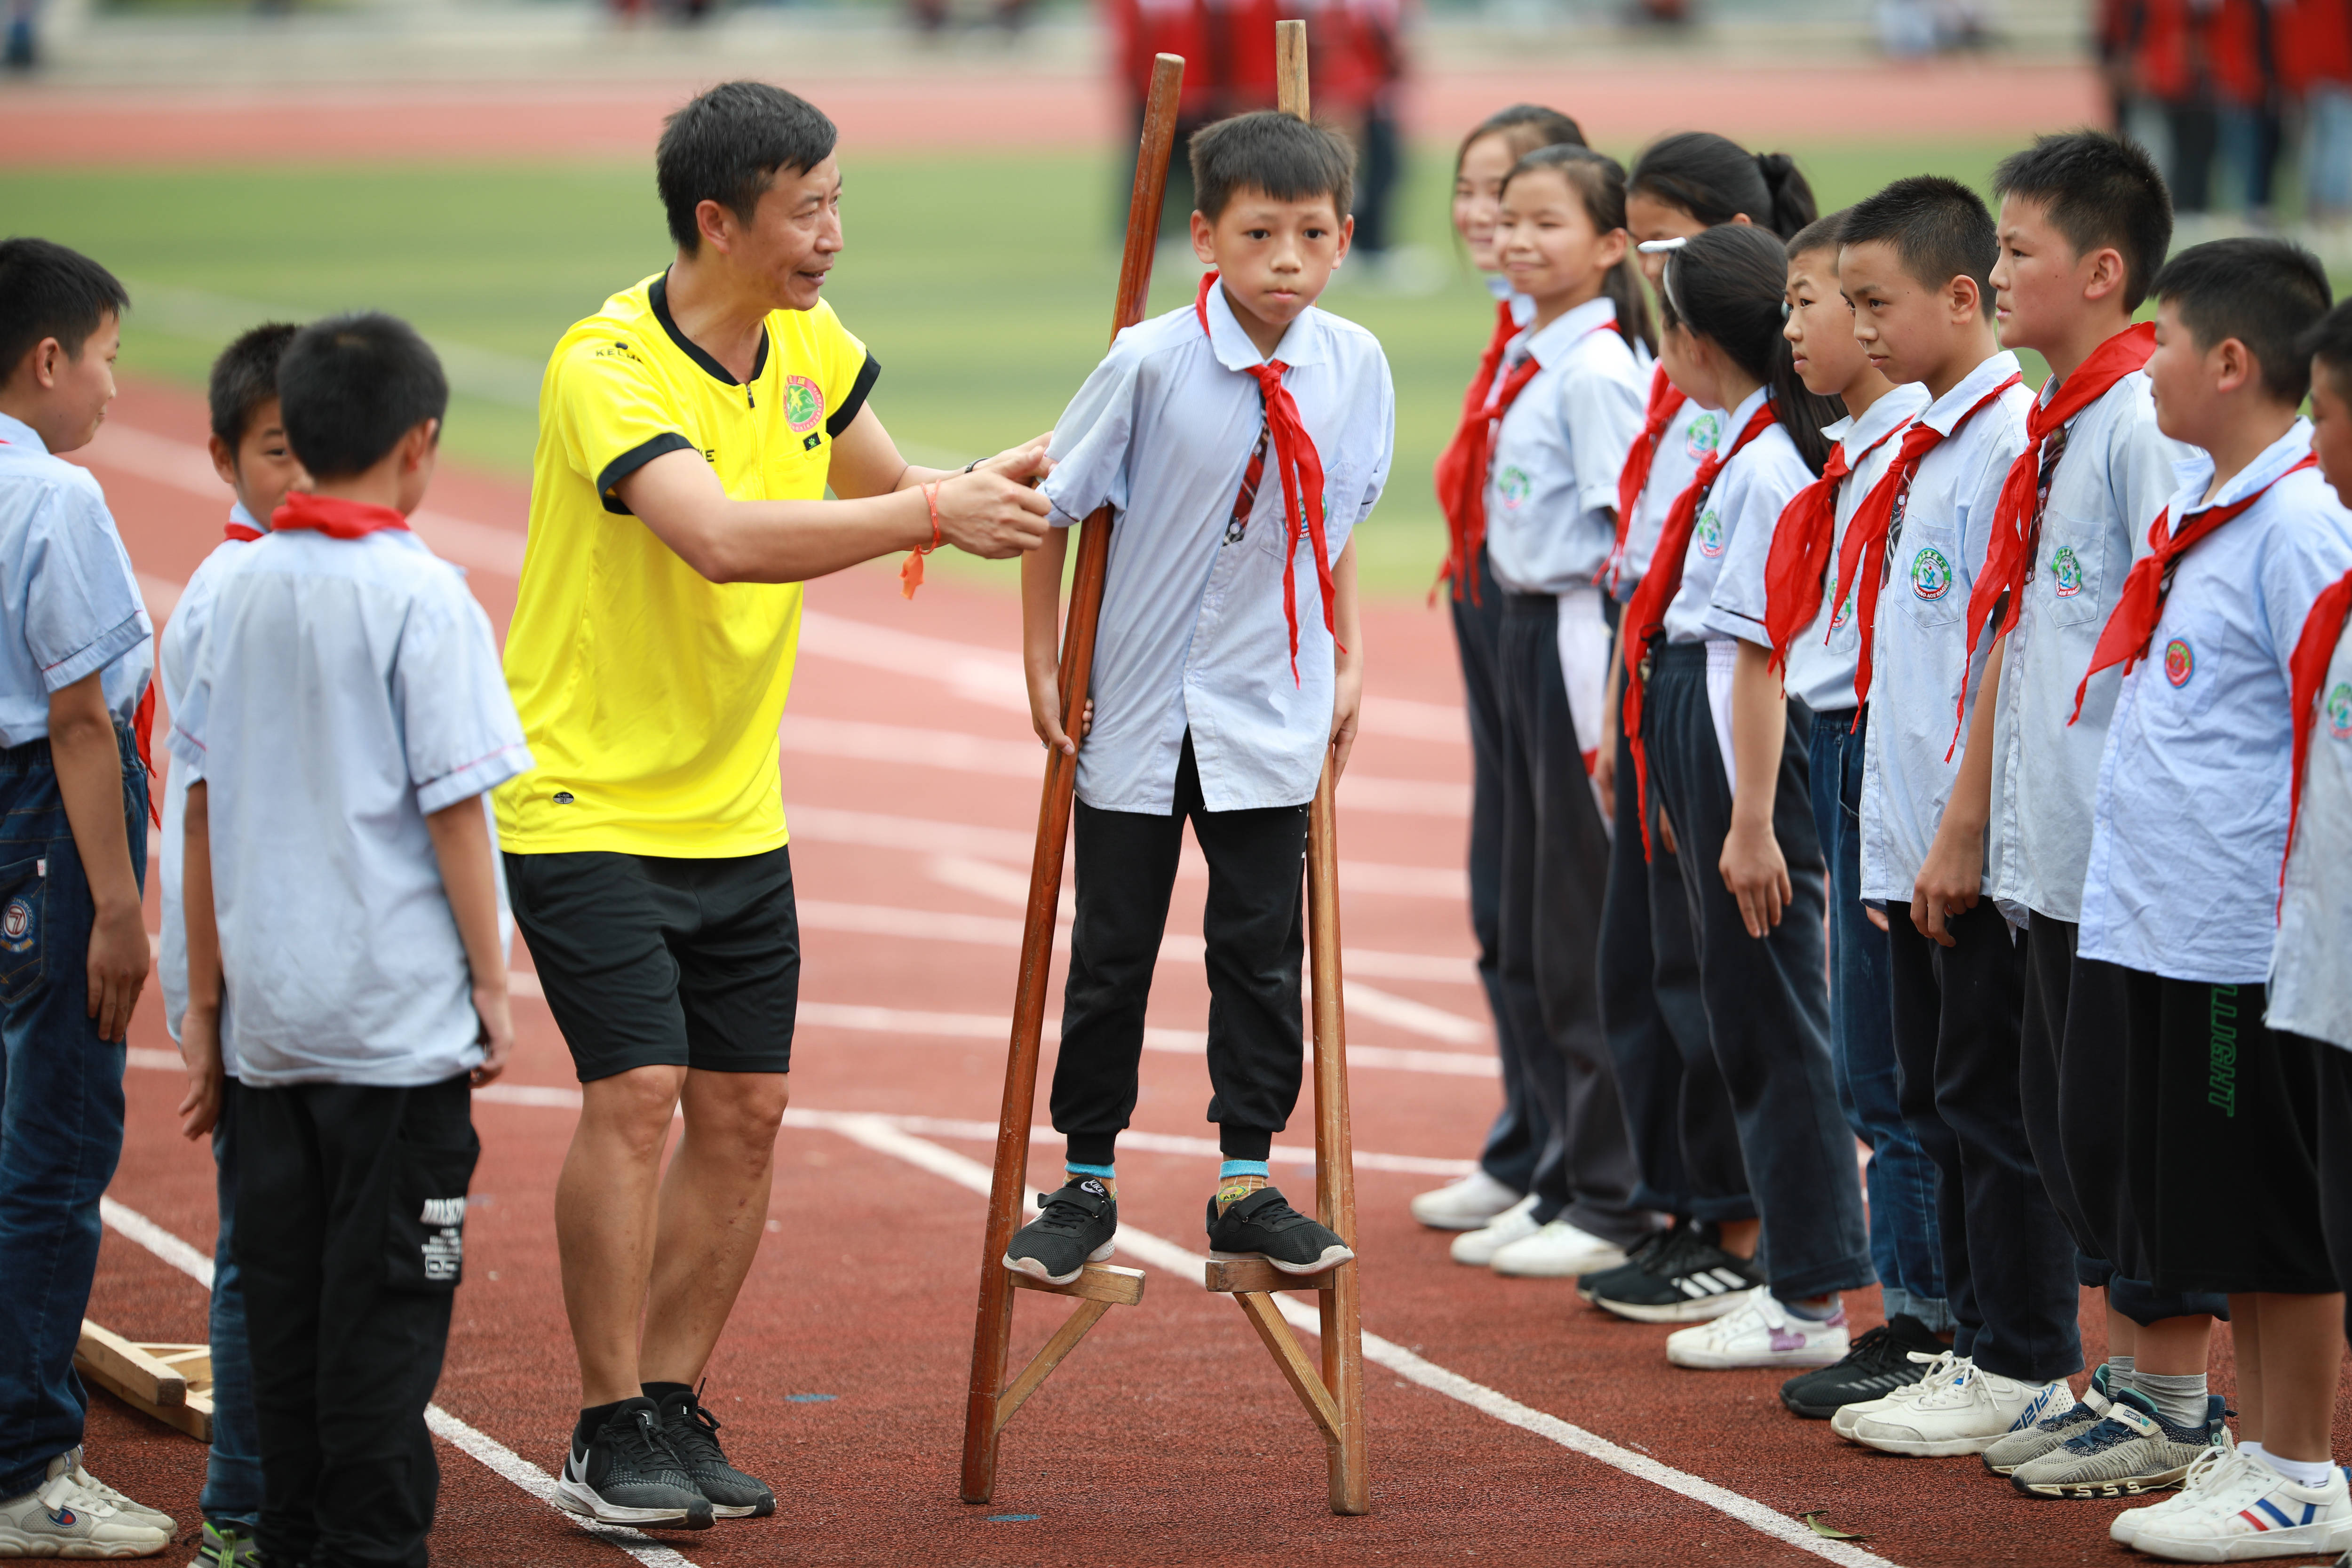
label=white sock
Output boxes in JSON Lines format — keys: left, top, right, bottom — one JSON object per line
{"left": 2241, "top": 1440, "right": 2268, "bottom": 1467}
{"left": 2255, "top": 1449, "right": 2339, "bottom": 1489}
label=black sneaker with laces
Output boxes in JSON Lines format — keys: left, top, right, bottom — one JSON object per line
{"left": 1577, "top": 1216, "right": 1685, "bottom": 1303}
{"left": 556, "top": 1397, "right": 715, "bottom": 1528}
{"left": 1588, "top": 1225, "right": 1763, "bottom": 1323}
{"left": 1206, "top": 1186, "right": 1354, "bottom": 1274}
{"left": 1778, "top": 1313, "right": 1947, "bottom": 1417}
{"left": 657, "top": 1384, "right": 776, "bottom": 1519}
{"left": 1003, "top": 1177, "right": 1118, "bottom": 1285}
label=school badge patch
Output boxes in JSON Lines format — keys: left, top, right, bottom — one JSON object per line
{"left": 2165, "top": 637, "right": 2194, "bottom": 687}
{"left": 1497, "top": 466, "right": 1531, "bottom": 511}
{"left": 1695, "top": 509, "right": 1725, "bottom": 558}
{"left": 1685, "top": 414, "right": 1720, "bottom": 462}
{"left": 2050, "top": 545, "right": 2083, "bottom": 598}
{"left": 783, "top": 374, "right": 826, "bottom": 436}
{"left": 2, "top": 896, "right": 32, "bottom": 954}
{"left": 1910, "top": 546, "right": 1952, "bottom": 602}
{"left": 1827, "top": 570, "right": 1848, "bottom": 628}
{"left": 2327, "top": 681, "right": 2352, "bottom": 739}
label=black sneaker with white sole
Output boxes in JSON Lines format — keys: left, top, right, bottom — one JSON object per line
{"left": 1205, "top": 1186, "right": 1354, "bottom": 1274}
{"left": 1779, "top": 1313, "right": 1947, "bottom": 1417}
{"left": 1003, "top": 1177, "right": 1117, "bottom": 1285}
{"left": 556, "top": 1398, "right": 715, "bottom": 1529}
{"left": 1577, "top": 1216, "right": 1686, "bottom": 1303}
{"left": 657, "top": 1385, "right": 776, "bottom": 1519}
{"left": 1589, "top": 1227, "right": 1763, "bottom": 1323}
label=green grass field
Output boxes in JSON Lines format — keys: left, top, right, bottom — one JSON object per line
{"left": 1, "top": 139, "right": 2026, "bottom": 594}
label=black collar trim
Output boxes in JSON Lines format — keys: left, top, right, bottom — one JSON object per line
{"left": 650, "top": 270, "right": 770, "bottom": 387}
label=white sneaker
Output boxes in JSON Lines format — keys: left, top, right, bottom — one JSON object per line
{"left": 47, "top": 1451, "right": 174, "bottom": 1536}
{"left": 1449, "top": 1194, "right": 1540, "bottom": 1266}
{"left": 1832, "top": 1349, "right": 1973, "bottom": 1439}
{"left": 0, "top": 1471, "right": 172, "bottom": 1558}
{"left": 1664, "top": 1287, "right": 1850, "bottom": 1370}
{"left": 1849, "top": 1360, "right": 2074, "bottom": 1457}
{"left": 1409, "top": 1170, "right": 1522, "bottom": 1231}
{"left": 2126, "top": 1451, "right": 2352, "bottom": 1560}
{"left": 1490, "top": 1218, "right": 1629, "bottom": 1279}
{"left": 2113, "top": 1443, "right": 2247, "bottom": 1546}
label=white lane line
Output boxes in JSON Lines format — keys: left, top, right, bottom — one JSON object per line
{"left": 95, "top": 1196, "right": 704, "bottom": 1568}
{"left": 807, "top": 1119, "right": 1900, "bottom": 1568}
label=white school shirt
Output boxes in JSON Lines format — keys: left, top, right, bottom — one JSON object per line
{"left": 1985, "top": 370, "right": 2191, "bottom": 926}
{"left": 1039, "top": 283, "right": 1395, "bottom": 814}
{"left": 2271, "top": 611, "right": 2352, "bottom": 1051}
{"left": 2080, "top": 422, "right": 2352, "bottom": 985}
{"left": 1482, "top": 297, "right": 1647, "bottom": 597}
{"left": 1703, "top": 413, "right": 1855, "bottom": 658}
{"left": 1857, "top": 352, "right": 2032, "bottom": 903}
{"left": 1661, "top": 386, "right": 1789, "bottom": 644}
{"left": 167, "top": 525, "right": 533, "bottom": 1087}
{"left": 0, "top": 410, "right": 152, "bottom": 747}
{"left": 159, "top": 503, "right": 263, "bottom": 1057}
{"left": 1607, "top": 392, "right": 1718, "bottom": 601}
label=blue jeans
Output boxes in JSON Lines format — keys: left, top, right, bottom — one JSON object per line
{"left": 1808, "top": 708, "right": 1952, "bottom": 1331}
{"left": 201, "top": 1083, "right": 264, "bottom": 1528}
{"left": 0, "top": 726, "right": 147, "bottom": 1498}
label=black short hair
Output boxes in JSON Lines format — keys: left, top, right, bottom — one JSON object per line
{"left": 1629, "top": 132, "right": 1816, "bottom": 239}
{"left": 277, "top": 312, "right": 448, "bottom": 481}
{"left": 1190, "top": 111, "right": 1356, "bottom": 223}
{"left": 1993, "top": 130, "right": 2173, "bottom": 310}
{"left": 2298, "top": 299, "right": 2352, "bottom": 406}
{"left": 2153, "top": 238, "right": 2333, "bottom": 406}
{"left": 207, "top": 322, "right": 302, "bottom": 450}
{"left": 1656, "top": 222, "right": 1843, "bottom": 474}
{"left": 1839, "top": 175, "right": 1998, "bottom": 307}
{"left": 0, "top": 238, "right": 129, "bottom": 385}
{"left": 1454, "top": 104, "right": 1585, "bottom": 175}
{"left": 1785, "top": 207, "right": 1851, "bottom": 263}
{"left": 657, "top": 81, "right": 838, "bottom": 255}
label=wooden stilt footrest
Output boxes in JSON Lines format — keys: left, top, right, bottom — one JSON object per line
{"left": 75, "top": 1321, "right": 213, "bottom": 1441}
{"left": 1204, "top": 1252, "right": 1340, "bottom": 1294}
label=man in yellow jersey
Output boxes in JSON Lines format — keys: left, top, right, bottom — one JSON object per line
{"left": 498, "top": 81, "right": 1053, "bottom": 1528}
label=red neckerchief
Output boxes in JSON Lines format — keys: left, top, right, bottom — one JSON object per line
{"left": 1601, "top": 366, "right": 1689, "bottom": 592}
{"left": 1619, "top": 396, "right": 1778, "bottom": 856}
{"left": 270, "top": 491, "right": 413, "bottom": 538}
{"left": 1834, "top": 371, "right": 2023, "bottom": 716}
{"left": 225, "top": 521, "right": 264, "bottom": 541}
{"left": 1433, "top": 299, "right": 1517, "bottom": 605}
{"left": 2283, "top": 567, "right": 2352, "bottom": 907}
{"left": 1762, "top": 412, "right": 1913, "bottom": 675}
{"left": 1950, "top": 323, "right": 2155, "bottom": 754}
{"left": 2069, "top": 451, "right": 2320, "bottom": 724}
{"left": 1195, "top": 271, "right": 1337, "bottom": 682}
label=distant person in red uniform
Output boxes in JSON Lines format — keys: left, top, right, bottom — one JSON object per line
{"left": 2279, "top": 0, "right": 2352, "bottom": 235}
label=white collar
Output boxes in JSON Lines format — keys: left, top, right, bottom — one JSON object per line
{"left": 230, "top": 499, "right": 267, "bottom": 533}
{"left": 0, "top": 411, "right": 49, "bottom": 455}
{"left": 1201, "top": 278, "right": 1325, "bottom": 372}
{"left": 1842, "top": 382, "right": 1931, "bottom": 458}
{"left": 1921, "top": 350, "right": 2022, "bottom": 436}
{"left": 1722, "top": 382, "right": 1772, "bottom": 441}
{"left": 1519, "top": 296, "right": 1620, "bottom": 368}
{"left": 2184, "top": 418, "right": 2315, "bottom": 516}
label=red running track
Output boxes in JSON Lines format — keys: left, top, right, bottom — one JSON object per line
{"left": 74, "top": 375, "right": 2351, "bottom": 1567}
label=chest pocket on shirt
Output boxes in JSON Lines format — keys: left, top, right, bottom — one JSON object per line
{"left": 1901, "top": 520, "right": 1965, "bottom": 628}
{"left": 2143, "top": 604, "right": 2226, "bottom": 723}
{"left": 2039, "top": 525, "right": 2108, "bottom": 628}
{"left": 1259, "top": 458, "right": 1355, "bottom": 561}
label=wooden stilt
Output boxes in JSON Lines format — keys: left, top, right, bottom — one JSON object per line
{"left": 75, "top": 1321, "right": 214, "bottom": 1442}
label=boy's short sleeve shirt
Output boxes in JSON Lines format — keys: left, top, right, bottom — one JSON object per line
{"left": 1039, "top": 285, "right": 1394, "bottom": 814}
{"left": 168, "top": 529, "right": 533, "bottom": 1086}
{"left": 1609, "top": 396, "right": 1717, "bottom": 601}
{"left": 1481, "top": 298, "right": 1646, "bottom": 597}
{"left": 2080, "top": 423, "right": 2352, "bottom": 985}
{"left": 1857, "top": 352, "right": 2032, "bottom": 902}
{"left": 0, "top": 411, "right": 153, "bottom": 748}
{"left": 1700, "top": 417, "right": 1839, "bottom": 651}
{"left": 2271, "top": 612, "right": 2352, "bottom": 1052}
{"left": 1986, "top": 371, "right": 2193, "bottom": 924}
{"left": 495, "top": 272, "right": 877, "bottom": 858}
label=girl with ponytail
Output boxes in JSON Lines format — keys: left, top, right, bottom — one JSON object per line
{"left": 1598, "top": 220, "right": 1873, "bottom": 1365}
{"left": 1412, "top": 102, "right": 1594, "bottom": 1240}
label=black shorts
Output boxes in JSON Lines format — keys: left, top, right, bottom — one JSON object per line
{"left": 506, "top": 847, "right": 799, "bottom": 1083}
{"left": 2314, "top": 1041, "right": 2352, "bottom": 1328}
{"left": 2091, "top": 958, "right": 2332, "bottom": 1296}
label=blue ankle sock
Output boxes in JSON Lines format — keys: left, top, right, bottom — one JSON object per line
{"left": 1066, "top": 1162, "right": 1115, "bottom": 1181}
{"left": 1218, "top": 1160, "right": 1271, "bottom": 1180}
{"left": 1779, "top": 1293, "right": 1842, "bottom": 1322}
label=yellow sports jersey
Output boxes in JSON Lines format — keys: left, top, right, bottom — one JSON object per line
{"left": 497, "top": 271, "right": 878, "bottom": 857}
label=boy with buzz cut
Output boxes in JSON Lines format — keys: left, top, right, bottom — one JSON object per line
{"left": 1829, "top": 177, "right": 2085, "bottom": 1459}
{"left": 1965, "top": 131, "right": 2234, "bottom": 1503}
{"left": 0, "top": 237, "right": 178, "bottom": 1557}
{"left": 2085, "top": 240, "right": 2352, "bottom": 1562}
{"left": 174, "top": 312, "right": 532, "bottom": 1568}
{"left": 160, "top": 320, "right": 305, "bottom": 1568}
{"left": 1007, "top": 110, "right": 1393, "bottom": 1283}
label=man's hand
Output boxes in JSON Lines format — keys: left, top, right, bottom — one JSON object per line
{"left": 471, "top": 983, "right": 513, "bottom": 1086}
{"left": 978, "top": 432, "right": 1053, "bottom": 487}
{"left": 1911, "top": 813, "right": 1984, "bottom": 948}
{"left": 936, "top": 469, "right": 1052, "bottom": 560}
{"left": 1329, "top": 664, "right": 1363, "bottom": 781}
{"left": 176, "top": 1005, "right": 224, "bottom": 1140}
{"left": 1719, "top": 819, "right": 1791, "bottom": 939}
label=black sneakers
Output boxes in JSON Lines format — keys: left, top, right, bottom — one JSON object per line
{"left": 1577, "top": 1217, "right": 1685, "bottom": 1303}
{"left": 1779, "top": 1313, "right": 1947, "bottom": 1417}
{"left": 656, "top": 1385, "right": 777, "bottom": 1519}
{"left": 1585, "top": 1221, "right": 1764, "bottom": 1323}
{"left": 1206, "top": 1186, "right": 1354, "bottom": 1274}
{"left": 556, "top": 1397, "right": 715, "bottom": 1529}
{"left": 1004, "top": 1177, "right": 1119, "bottom": 1285}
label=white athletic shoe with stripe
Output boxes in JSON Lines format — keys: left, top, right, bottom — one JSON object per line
{"left": 1663, "top": 1287, "right": 1849, "bottom": 1370}
{"left": 2119, "top": 1451, "right": 2352, "bottom": 1561}
{"left": 1848, "top": 1359, "right": 2074, "bottom": 1457}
